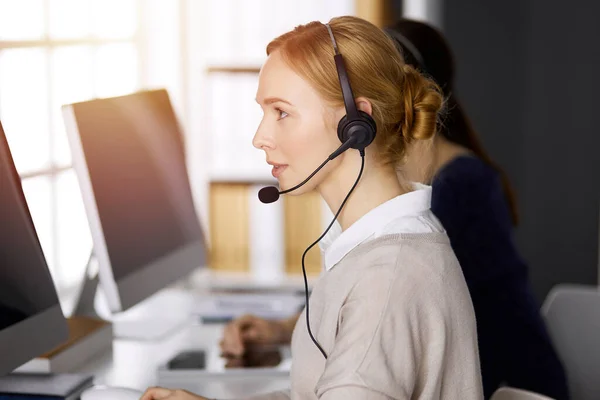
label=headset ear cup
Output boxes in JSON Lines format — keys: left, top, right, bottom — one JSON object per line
{"left": 358, "top": 111, "right": 377, "bottom": 137}
{"left": 337, "top": 114, "right": 350, "bottom": 143}
{"left": 337, "top": 112, "right": 377, "bottom": 145}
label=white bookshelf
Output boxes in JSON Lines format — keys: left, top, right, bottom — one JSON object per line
{"left": 198, "top": 0, "right": 355, "bottom": 280}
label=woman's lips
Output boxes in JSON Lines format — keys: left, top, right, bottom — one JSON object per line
{"left": 271, "top": 165, "right": 288, "bottom": 178}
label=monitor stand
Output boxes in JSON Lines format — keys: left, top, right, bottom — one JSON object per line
{"left": 72, "top": 250, "right": 191, "bottom": 341}
{"left": 13, "top": 251, "right": 113, "bottom": 374}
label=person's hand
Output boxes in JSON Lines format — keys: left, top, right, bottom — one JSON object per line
{"left": 219, "top": 314, "right": 296, "bottom": 359}
{"left": 140, "top": 386, "right": 211, "bottom": 400}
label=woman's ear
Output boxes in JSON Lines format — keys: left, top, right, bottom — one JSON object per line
{"left": 355, "top": 96, "right": 373, "bottom": 117}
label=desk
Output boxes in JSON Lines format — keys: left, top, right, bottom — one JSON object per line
{"left": 186, "top": 269, "right": 316, "bottom": 295}
{"left": 73, "top": 288, "right": 291, "bottom": 399}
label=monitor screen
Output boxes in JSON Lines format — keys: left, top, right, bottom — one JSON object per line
{"left": 0, "top": 121, "right": 68, "bottom": 376}
{"left": 63, "top": 89, "right": 206, "bottom": 312}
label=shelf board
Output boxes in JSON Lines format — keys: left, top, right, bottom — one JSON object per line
{"left": 207, "top": 65, "right": 261, "bottom": 74}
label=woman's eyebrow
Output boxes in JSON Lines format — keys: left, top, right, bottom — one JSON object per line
{"left": 256, "top": 97, "right": 293, "bottom": 106}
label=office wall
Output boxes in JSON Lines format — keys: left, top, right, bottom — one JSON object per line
{"left": 443, "top": 0, "right": 529, "bottom": 209}
{"left": 443, "top": 0, "right": 600, "bottom": 301}
{"left": 519, "top": 0, "right": 600, "bottom": 300}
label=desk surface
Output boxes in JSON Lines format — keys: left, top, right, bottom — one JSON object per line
{"left": 75, "top": 288, "right": 292, "bottom": 398}
{"left": 187, "top": 269, "right": 316, "bottom": 294}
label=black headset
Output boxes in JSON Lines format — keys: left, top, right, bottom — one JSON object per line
{"left": 258, "top": 24, "right": 378, "bottom": 204}
{"left": 325, "top": 24, "right": 377, "bottom": 154}
{"left": 297, "top": 24, "right": 379, "bottom": 361}
{"left": 261, "top": 24, "right": 379, "bottom": 360}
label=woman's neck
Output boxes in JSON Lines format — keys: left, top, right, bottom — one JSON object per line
{"left": 404, "top": 136, "right": 471, "bottom": 184}
{"left": 317, "top": 152, "right": 410, "bottom": 231}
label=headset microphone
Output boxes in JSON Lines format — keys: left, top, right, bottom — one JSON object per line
{"left": 257, "top": 186, "right": 280, "bottom": 204}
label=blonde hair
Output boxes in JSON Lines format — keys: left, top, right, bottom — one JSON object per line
{"left": 266, "top": 16, "right": 444, "bottom": 167}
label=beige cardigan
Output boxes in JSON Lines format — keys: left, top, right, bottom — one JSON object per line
{"left": 236, "top": 233, "right": 483, "bottom": 400}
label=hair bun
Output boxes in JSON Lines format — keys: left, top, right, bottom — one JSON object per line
{"left": 399, "top": 64, "right": 444, "bottom": 141}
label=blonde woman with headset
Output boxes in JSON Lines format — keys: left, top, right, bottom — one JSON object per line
{"left": 142, "top": 16, "right": 483, "bottom": 400}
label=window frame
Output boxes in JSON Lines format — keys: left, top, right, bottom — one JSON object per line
{"left": 0, "top": 0, "right": 147, "bottom": 289}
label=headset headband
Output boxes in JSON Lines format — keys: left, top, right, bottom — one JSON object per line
{"left": 384, "top": 27, "right": 425, "bottom": 68}
{"left": 325, "top": 23, "right": 360, "bottom": 121}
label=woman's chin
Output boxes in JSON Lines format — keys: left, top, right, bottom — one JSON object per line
{"left": 277, "top": 179, "right": 290, "bottom": 192}
{"left": 277, "top": 171, "right": 320, "bottom": 195}
{"left": 280, "top": 182, "right": 313, "bottom": 197}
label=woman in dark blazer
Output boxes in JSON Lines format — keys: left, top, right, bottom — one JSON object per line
{"left": 386, "top": 18, "right": 569, "bottom": 400}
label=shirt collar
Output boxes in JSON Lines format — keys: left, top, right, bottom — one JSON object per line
{"left": 319, "top": 183, "right": 433, "bottom": 271}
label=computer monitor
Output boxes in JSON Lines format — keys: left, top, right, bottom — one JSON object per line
{"left": 0, "top": 121, "right": 69, "bottom": 376}
{"left": 62, "top": 89, "right": 206, "bottom": 335}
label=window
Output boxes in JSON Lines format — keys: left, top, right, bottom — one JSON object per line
{"left": 402, "top": 0, "right": 444, "bottom": 29}
{"left": 201, "top": 0, "right": 356, "bottom": 182}
{"left": 0, "top": 0, "right": 185, "bottom": 291}
{"left": 0, "top": 0, "right": 377, "bottom": 292}
{"left": 190, "top": 0, "right": 356, "bottom": 277}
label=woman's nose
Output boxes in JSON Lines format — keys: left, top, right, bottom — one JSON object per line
{"left": 252, "top": 124, "right": 275, "bottom": 150}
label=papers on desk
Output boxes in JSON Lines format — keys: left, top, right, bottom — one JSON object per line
{"left": 193, "top": 293, "right": 305, "bottom": 324}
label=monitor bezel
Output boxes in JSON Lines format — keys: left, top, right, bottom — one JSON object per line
{"left": 61, "top": 89, "right": 206, "bottom": 313}
{"left": 0, "top": 121, "right": 69, "bottom": 376}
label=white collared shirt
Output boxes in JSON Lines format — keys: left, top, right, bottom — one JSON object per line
{"left": 319, "top": 183, "right": 445, "bottom": 271}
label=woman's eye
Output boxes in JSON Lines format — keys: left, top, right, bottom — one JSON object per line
{"left": 276, "top": 108, "right": 288, "bottom": 120}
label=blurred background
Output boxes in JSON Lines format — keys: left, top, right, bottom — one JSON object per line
{"left": 0, "top": 0, "right": 598, "bottom": 305}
